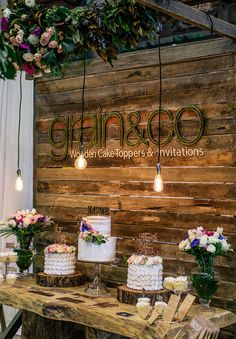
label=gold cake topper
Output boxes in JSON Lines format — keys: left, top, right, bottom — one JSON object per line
{"left": 137, "top": 233, "right": 158, "bottom": 256}
{"left": 55, "top": 226, "right": 67, "bottom": 244}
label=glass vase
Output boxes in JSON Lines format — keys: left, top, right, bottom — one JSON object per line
{"left": 15, "top": 249, "right": 34, "bottom": 277}
{"left": 191, "top": 266, "right": 219, "bottom": 308}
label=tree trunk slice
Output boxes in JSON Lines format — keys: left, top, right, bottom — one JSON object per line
{"left": 117, "top": 285, "right": 169, "bottom": 306}
{"left": 36, "top": 272, "right": 86, "bottom": 287}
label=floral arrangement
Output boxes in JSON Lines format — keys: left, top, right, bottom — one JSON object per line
{"left": 79, "top": 219, "right": 107, "bottom": 245}
{"left": 127, "top": 254, "right": 162, "bottom": 266}
{"left": 0, "top": 208, "right": 52, "bottom": 250}
{"left": 0, "top": 0, "right": 160, "bottom": 79}
{"left": 179, "top": 226, "right": 232, "bottom": 274}
{"left": 44, "top": 244, "right": 76, "bottom": 254}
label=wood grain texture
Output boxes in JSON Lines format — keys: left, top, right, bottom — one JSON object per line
{"left": 0, "top": 279, "right": 235, "bottom": 339}
{"left": 34, "top": 38, "right": 236, "bottom": 320}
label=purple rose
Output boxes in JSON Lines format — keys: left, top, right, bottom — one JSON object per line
{"left": 0, "top": 17, "right": 9, "bottom": 31}
{"left": 19, "top": 42, "right": 31, "bottom": 50}
{"left": 33, "top": 27, "right": 41, "bottom": 37}
{"left": 191, "top": 239, "right": 199, "bottom": 248}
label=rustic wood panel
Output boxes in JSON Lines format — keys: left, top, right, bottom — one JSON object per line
{"left": 35, "top": 38, "right": 236, "bottom": 318}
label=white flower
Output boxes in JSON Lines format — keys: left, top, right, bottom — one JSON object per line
{"left": 25, "top": 0, "right": 35, "bottom": 7}
{"left": 28, "top": 34, "right": 39, "bottom": 46}
{"left": 0, "top": 220, "right": 4, "bottom": 226}
{"left": 208, "top": 236, "right": 218, "bottom": 244}
{"left": 221, "top": 240, "right": 230, "bottom": 252}
{"left": 213, "top": 232, "right": 219, "bottom": 239}
{"left": 3, "top": 8, "right": 12, "bottom": 18}
{"left": 217, "top": 227, "right": 223, "bottom": 234}
{"left": 179, "top": 240, "right": 188, "bottom": 251}
{"left": 185, "top": 242, "right": 191, "bottom": 250}
{"left": 23, "top": 217, "right": 31, "bottom": 226}
{"left": 31, "top": 208, "right": 37, "bottom": 215}
{"left": 56, "top": 245, "right": 65, "bottom": 254}
{"left": 207, "top": 244, "right": 216, "bottom": 253}
{"left": 9, "top": 220, "right": 16, "bottom": 227}
{"left": 199, "top": 235, "right": 208, "bottom": 246}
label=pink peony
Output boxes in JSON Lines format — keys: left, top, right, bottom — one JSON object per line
{"left": 127, "top": 254, "right": 137, "bottom": 264}
{"left": 30, "top": 216, "right": 38, "bottom": 224}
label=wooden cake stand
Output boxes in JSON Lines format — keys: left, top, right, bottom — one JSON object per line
{"left": 117, "top": 285, "right": 170, "bottom": 305}
{"left": 36, "top": 272, "right": 85, "bottom": 288}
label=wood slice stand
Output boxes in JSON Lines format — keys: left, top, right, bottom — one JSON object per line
{"left": 36, "top": 272, "right": 85, "bottom": 287}
{"left": 117, "top": 285, "right": 170, "bottom": 306}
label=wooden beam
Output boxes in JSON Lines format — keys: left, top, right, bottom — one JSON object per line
{"left": 137, "top": 0, "right": 236, "bottom": 40}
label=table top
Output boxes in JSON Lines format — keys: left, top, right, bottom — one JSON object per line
{"left": 0, "top": 278, "right": 235, "bottom": 339}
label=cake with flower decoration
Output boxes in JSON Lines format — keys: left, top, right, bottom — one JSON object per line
{"left": 44, "top": 243, "right": 76, "bottom": 275}
{"left": 37, "top": 226, "right": 85, "bottom": 287}
{"left": 127, "top": 233, "right": 163, "bottom": 291}
{"left": 78, "top": 216, "right": 116, "bottom": 262}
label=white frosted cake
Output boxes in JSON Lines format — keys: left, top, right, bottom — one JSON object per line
{"left": 78, "top": 216, "right": 116, "bottom": 262}
{"left": 44, "top": 244, "right": 76, "bottom": 275}
{"left": 127, "top": 255, "right": 163, "bottom": 291}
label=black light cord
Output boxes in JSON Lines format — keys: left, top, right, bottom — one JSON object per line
{"left": 80, "top": 59, "right": 86, "bottom": 153}
{"left": 17, "top": 71, "right": 23, "bottom": 173}
{"left": 157, "top": 35, "right": 162, "bottom": 165}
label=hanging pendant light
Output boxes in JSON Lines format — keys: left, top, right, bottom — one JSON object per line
{"left": 75, "top": 59, "right": 87, "bottom": 170}
{"left": 154, "top": 36, "right": 164, "bottom": 193}
{"left": 15, "top": 71, "right": 23, "bottom": 192}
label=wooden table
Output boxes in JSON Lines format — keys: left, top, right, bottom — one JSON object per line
{"left": 0, "top": 278, "right": 235, "bottom": 339}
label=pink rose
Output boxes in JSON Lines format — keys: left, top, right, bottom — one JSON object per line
{"left": 48, "top": 40, "right": 58, "bottom": 49}
{"left": 47, "top": 27, "right": 55, "bottom": 35}
{"left": 15, "top": 35, "right": 23, "bottom": 44}
{"left": 48, "top": 244, "right": 57, "bottom": 253}
{"left": 127, "top": 255, "right": 137, "bottom": 264}
{"left": 10, "top": 37, "right": 19, "bottom": 46}
{"left": 34, "top": 53, "right": 42, "bottom": 61}
{"left": 40, "top": 32, "right": 50, "bottom": 46}
{"left": 57, "top": 44, "right": 63, "bottom": 53}
{"left": 30, "top": 216, "right": 38, "bottom": 224}
{"left": 43, "top": 67, "right": 51, "bottom": 74}
{"left": 23, "top": 53, "right": 34, "bottom": 62}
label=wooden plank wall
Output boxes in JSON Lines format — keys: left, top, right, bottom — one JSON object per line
{"left": 34, "top": 38, "right": 236, "bottom": 320}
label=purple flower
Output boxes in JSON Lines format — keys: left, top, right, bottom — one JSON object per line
{"left": 81, "top": 221, "right": 90, "bottom": 232}
{"left": 38, "top": 216, "right": 46, "bottom": 222}
{"left": 0, "top": 17, "right": 9, "bottom": 31}
{"left": 191, "top": 239, "right": 199, "bottom": 248}
{"left": 33, "top": 27, "right": 41, "bottom": 37}
{"left": 19, "top": 42, "right": 31, "bottom": 50}
{"left": 218, "top": 234, "right": 224, "bottom": 240}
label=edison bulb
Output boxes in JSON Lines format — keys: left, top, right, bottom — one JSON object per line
{"left": 75, "top": 154, "right": 87, "bottom": 170}
{"left": 15, "top": 174, "right": 23, "bottom": 191}
{"left": 154, "top": 173, "right": 163, "bottom": 192}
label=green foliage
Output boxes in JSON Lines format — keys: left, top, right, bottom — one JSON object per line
{"left": 0, "top": 0, "right": 161, "bottom": 79}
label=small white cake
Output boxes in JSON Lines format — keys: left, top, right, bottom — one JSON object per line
{"left": 127, "top": 255, "right": 163, "bottom": 291}
{"left": 78, "top": 216, "right": 116, "bottom": 262}
{"left": 44, "top": 244, "right": 76, "bottom": 275}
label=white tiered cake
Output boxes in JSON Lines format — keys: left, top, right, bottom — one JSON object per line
{"left": 44, "top": 244, "right": 76, "bottom": 275}
{"left": 78, "top": 216, "right": 116, "bottom": 262}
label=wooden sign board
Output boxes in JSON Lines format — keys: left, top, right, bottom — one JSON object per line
{"left": 177, "top": 294, "right": 196, "bottom": 322}
{"left": 162, "top": 294, "right": 180, "bottom": 322}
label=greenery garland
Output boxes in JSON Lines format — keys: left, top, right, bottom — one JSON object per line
{"left": 0, "top": 0, "right": 161, "bottom": 79}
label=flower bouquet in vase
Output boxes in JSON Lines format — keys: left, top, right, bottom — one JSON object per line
{"left": 0, "top": 209, "right": 52, "bottom": 276}
{"left": 179, "top": 227, "right": 232, "bottom": 308}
